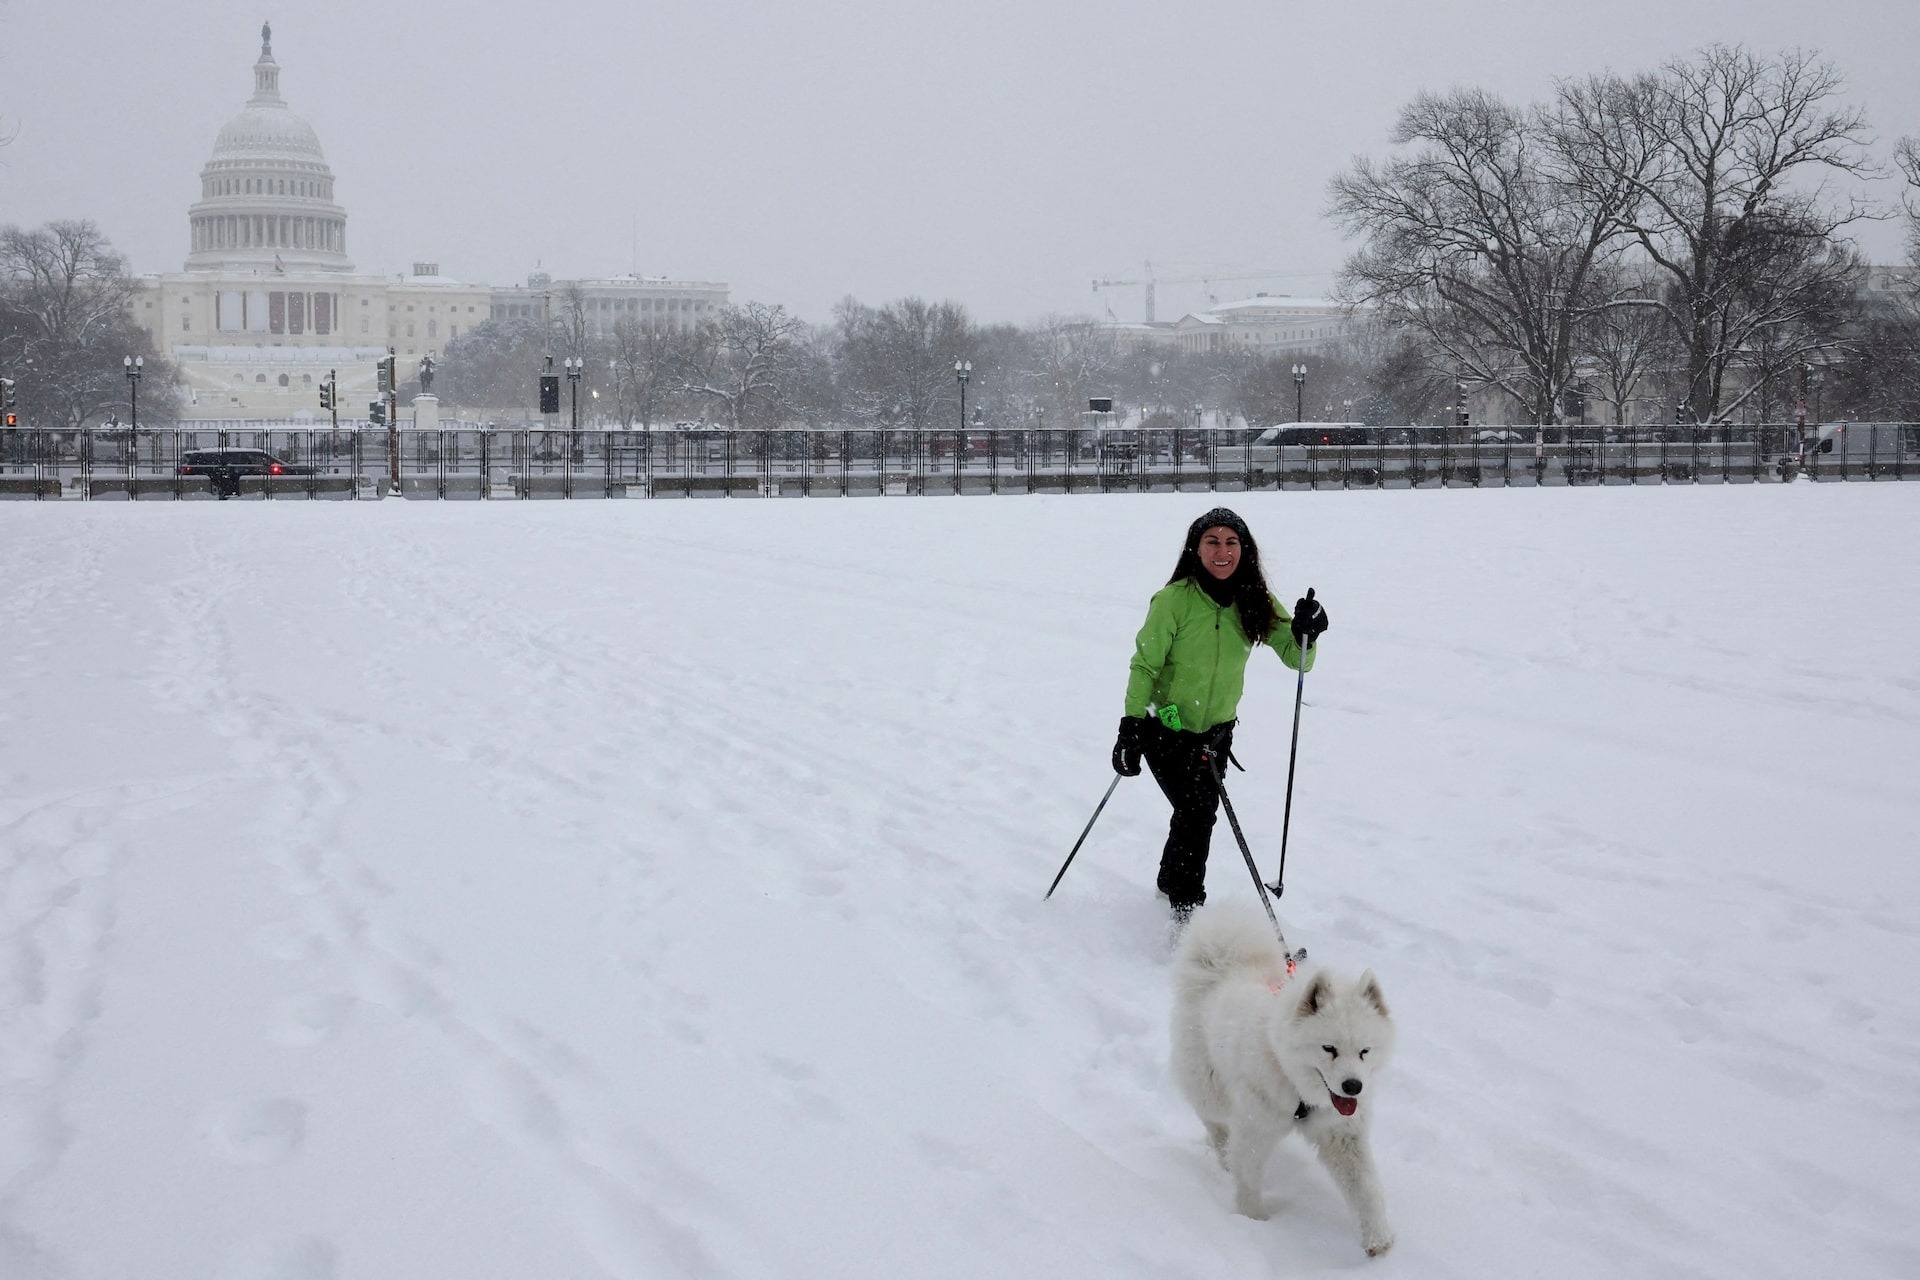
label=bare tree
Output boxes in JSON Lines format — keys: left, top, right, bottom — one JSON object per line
{"left": 1107, "top": 344, "right": 1240, "bottom": 428}
{"left": 674, "top": 301, "right": 806, "bottom": 429}
{"left": 554, "top": 283, "right": 591, "bottom": 361}
{"left": 1899, "top": 137, "right": 1920, "bottom": 265}
{"left": 1018, "top": 315, "right": 1118, "bottom": 428}
{"left": 1720, "top": 218, "right": 1863, "bottom": 421}
{"left": 1577, "top": 263, "right": 1675, "bottom": 426}
{"left": 1589, "top": 46, "right": 1874, "bottom": 421}
{"left": 961, "top": 322, "right": 1038, "bottom": 428}
{"left": 1835, "top": 294, "right": 1920, "bottom": 421}
{"left": 0, "top": 220, "right": 170, "bottom": 429}
{"left": 1330, "top": 85, "right": 1642, "bottom": 424}
{"left": 441, "top": 317, "right": 550, "bottom": 414}
{"left": 834, "top": 297, "right": 975, "bottom": 431}
{"left": 605, "top": 314, "right": 686, "bottom": 428}
{"left": 779, "top": 325, "right": 844, "bottom": 429}
{"left": 1825, "top": 138, "right": 1920, "bottom": 421}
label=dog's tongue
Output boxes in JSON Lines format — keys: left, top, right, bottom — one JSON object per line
{"left": 1329, "top": 1092, "right": 1358, "bottom": 1117}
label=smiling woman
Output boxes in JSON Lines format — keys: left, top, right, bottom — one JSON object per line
{"left": 1112, "top": 507, "right": 1328, "bottom": 925}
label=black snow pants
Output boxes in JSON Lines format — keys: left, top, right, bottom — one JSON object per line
{"left": 1143, "top": 718, "right": 1236, "bottom": 910}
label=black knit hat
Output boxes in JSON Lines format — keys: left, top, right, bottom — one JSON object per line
{"left": 1185, "top": 507, "right": 1253, "bottom": 552}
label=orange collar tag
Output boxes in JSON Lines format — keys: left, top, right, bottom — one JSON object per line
{"left": 1267, "top": 957, "right": 1299, "bottom": 994}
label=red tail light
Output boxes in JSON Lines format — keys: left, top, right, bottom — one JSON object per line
{"left": 178, "top": 465, "right": 190, "bottom": 475}
{"left": 269, "top": 463, "right": 284, "bottom": 474}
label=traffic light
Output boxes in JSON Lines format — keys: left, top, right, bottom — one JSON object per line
{"left": 376, "top": 358, "right": 393, "bottom": 394}
{"left": 539, "top": 375, "right": 560, "bottom": 415}
{"left": 4, "top": 414, "right": 15, "bottom": 428}
{"left": 1, "top": 377, "right": 15, "bottom": 408}
{"left": 319, "top": 381, "right": 333, "bottom": 410}
{"left": 369, "top": 399, "right": 385, "bottom": 426}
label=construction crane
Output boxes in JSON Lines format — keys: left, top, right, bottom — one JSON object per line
{"left": 1091, "top": 262, "right": 1312, "bottom": 324}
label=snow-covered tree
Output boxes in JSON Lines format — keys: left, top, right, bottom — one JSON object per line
{"left": 674, "top": 301, "right": 806, "bottom": 429}
{"left": 440, "top": 317, "right": 550, "bottom": 412}
{"left": 1017, "top": 315, "right": 1118, "bottom": 430}
{"left": 0, "top": 220, "right": 171, "bottom": 429}
{"left": 1575, "top": 263, "right": 1675, "bottom": 426}
{"left": 1898, "top": 137, "right": 1920, "bottom": 267}
{"left": 1583, "top": 46, "right": 1873, "bottom": 422}
{"left": 605, "top": 315, "right": 691, "bottom": 429}
{"left": 1329, "top": 85, "right": 1643, "bottom": 425}
{"left": 833, "top": 297, "right": 976, "bottom": 432}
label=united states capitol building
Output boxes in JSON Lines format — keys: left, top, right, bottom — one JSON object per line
{"left": 131, "top": 25, "right": 727, "bottom": 422}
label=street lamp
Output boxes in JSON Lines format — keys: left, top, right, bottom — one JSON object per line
{"left": 1291, "top": 363, "right": 1307, "bottom": 422}
{"left": 123, "top": 355, "right": 143, "bottom": 484}
{"left": 564, "top": 356, "right": 583, "bottom": 430}
{"left": 954, "top": 360, "right": 972, "bottom": 434}
{"left": 123, "top": 355, "right": 143, "bottom": 430}
{"left": 1341, "top": 397, "right": 1354, "bottom": 422}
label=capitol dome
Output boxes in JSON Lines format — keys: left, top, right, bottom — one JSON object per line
{"left": 211, "top": 104, "right": 327, "bottom": 162}
{"left": 184, "top": 23, "right": 353, "bottom": 274}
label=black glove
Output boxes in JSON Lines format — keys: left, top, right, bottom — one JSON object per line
{"left": 1290, "top": 589, "right": 1328, "bottom": 646}
{"left": 1112, "top": 715, "right": 1151, "bottom": 776}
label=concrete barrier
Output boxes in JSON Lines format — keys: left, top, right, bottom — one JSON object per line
{"left": 236, "top": 475, "right": 360, "bottom": 499}
{"left": 645, "top": 475, "right": 763, "bottom": 497}
{"left": 398, "top": 475, "right": 485, "bottom": 500}
{"left": 0, "top": 476, "right": 61, "bottom": 499}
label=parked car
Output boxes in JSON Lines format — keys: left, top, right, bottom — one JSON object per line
{"left": 178, "top": 448, "right": 313, "bottom": 498}
{"left": 1474, "top": 429, "right": 1526, "bottom": 444}
{"left": 1213, "top": 424, "right": 1377, "bottom": 469}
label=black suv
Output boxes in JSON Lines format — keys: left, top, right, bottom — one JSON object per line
{"left": 178, "top": 448, "right": 312, "bottom": 498}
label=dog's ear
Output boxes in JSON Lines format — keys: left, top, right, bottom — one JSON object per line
{"left": 1357, "top": 970, "right": 1390, "bottom": 1017}
{"left": 1295, "top": 971, "right": 1333, "bottom": 1018}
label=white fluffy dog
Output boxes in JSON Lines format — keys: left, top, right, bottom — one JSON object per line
{"left": 1170, "top": 903, "right": 1397, "bottom": 1257}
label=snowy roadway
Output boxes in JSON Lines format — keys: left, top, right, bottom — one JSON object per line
{"left": 2, "top": 486, "right": 1916, "bottom": 1278}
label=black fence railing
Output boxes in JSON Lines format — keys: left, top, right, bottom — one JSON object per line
{"left": 2, "top": 423, "right": 1914, "bottom": 500}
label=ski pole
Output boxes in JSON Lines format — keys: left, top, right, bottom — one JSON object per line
{"left": 1044, "top": 774, "right": 1124, "bottom": 900}
{"left": 1207, "top": 751, "right": 1299, "bottom": 963}
{"left": 1266, "top": 620, "right": 1314, "bottom": 897}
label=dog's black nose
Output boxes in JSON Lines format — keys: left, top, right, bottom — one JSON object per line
{"left": 1342, "top": 1079, "right": 1363, "bottom": 1096}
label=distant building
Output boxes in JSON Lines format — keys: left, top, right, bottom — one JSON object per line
{"left": 490, "top": 275, "right": 728, "bottom": 335}
{"left": 1169, "top": 295, "right": 1361, "bottom": 355}
{"left": 1101, "top": 294, "right": 1364, "bottom": 356}
{"left": 128, "top": 25, "right": 392, "bottom": 420}
{"left": 129, "top": 26, "right": 725, "bottom": 421}
{"left": 1862, "top": 263, "right": 1917, "bottom": 299}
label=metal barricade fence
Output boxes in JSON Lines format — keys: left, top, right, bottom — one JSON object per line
{"left": 0, "top": 423, "right": 1913, "bottom": 500}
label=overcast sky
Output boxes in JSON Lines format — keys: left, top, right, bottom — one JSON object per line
{"left": 4, "top": 0, "right": 1916, "bottom": 326}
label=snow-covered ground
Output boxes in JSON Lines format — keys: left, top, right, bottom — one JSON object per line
{"left": 2, "top": 486, "right": 1916, "bottom": 1280}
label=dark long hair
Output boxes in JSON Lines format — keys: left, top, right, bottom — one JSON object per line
{"left": 1169, "top": 524, "right": 1277, "bottom": 644}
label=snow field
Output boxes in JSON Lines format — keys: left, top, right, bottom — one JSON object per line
{"left": 1, "top": 484, "right": 1917, "bottom": 1279}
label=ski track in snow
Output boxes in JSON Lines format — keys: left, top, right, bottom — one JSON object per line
{"left": 1, "top": 489, "right": 1917, "bottom": 1279}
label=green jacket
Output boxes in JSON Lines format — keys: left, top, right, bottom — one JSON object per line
{"left": 1124, "top": 577, "right": 1317, "bottom": 733}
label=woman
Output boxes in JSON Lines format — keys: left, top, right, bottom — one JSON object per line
{"left": 1112, "top": 507, "right": 1328, "bottom": 925}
